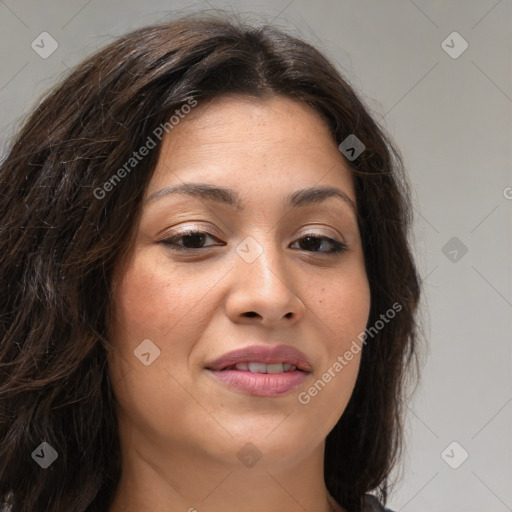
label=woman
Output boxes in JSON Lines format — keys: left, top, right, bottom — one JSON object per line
{"left": 0, "top": 12, "right": 421, "bottom": 512}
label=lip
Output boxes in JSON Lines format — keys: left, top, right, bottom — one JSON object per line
{"left": 205, "top": 344, "right": 313, "bottom": 372}
{"left": 205, "top": 344, "right": 312, "bottom": 397}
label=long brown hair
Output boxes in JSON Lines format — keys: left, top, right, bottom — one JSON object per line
{"left": 0, "top": 12, "right": 421, "bottom": 512}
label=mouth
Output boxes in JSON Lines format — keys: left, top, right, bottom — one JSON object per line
{"left": 204, "top": 344, "right": 312, "bottom": 397}
{"left": 220, "top": 361, "right": 301, "bottom": 373}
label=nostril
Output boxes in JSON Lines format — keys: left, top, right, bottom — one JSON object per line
{"left": 244, "top": 312, "right": 258, "bottom": 318}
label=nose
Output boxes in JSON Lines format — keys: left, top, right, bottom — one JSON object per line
{"left": 224, "top": 238, "right": 306, "bottom": 328}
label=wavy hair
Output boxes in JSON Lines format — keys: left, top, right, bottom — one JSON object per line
{"left": 0, "top": 12, "right": 421, "bottom": 512}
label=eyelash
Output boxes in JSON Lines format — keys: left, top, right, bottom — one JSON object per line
{"left": 159, "top": 229, "right": 348, "bottom": 255}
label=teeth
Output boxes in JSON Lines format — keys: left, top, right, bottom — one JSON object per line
{"left": 266, "top": 363, "right": 284, "bottom": 374}
{"left": 248, "top": 362, "right": 268, "bottom": 373}
{"left": 232, "top": 362, "right": 297, "bottom": 373}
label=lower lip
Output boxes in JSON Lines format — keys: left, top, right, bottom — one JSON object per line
{"left": 206, "top": 369, "right": 308, "bottom": 397}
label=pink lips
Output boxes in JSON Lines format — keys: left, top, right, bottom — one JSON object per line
{"left": 205, "top": 344, "right": 312, "bottom": 397}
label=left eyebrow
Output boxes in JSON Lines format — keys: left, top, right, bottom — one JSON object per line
{"left": 144, "top": 182, "right": 356, "bottom": 213}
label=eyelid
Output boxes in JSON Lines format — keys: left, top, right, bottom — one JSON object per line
{"left": 161, "top": 223, "right": 222, "bottom": 239}
{"left": 297, "top": 224, "right": 346, "bottom": 242}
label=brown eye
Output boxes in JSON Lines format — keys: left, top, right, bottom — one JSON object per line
{"left": 160, "top": 230, "right": 348, "bottom": 255}
{"left": 160, "top": 230, "right": 222, "bottom": 251}
{"left": 290, "top": 234, "right": 348, "bottom": 255}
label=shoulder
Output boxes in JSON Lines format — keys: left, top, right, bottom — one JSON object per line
{"left": 363, "top": 494, "right": 395, "bottom": 512}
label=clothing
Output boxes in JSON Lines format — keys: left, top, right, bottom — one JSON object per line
{"left": 363, "top": 493, "right": 395, "bottom": 512}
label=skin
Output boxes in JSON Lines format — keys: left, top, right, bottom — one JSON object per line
{"left": 107, "top": 94, "right": 371, "bottom": 512}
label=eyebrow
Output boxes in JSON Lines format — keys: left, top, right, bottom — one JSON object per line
{"left": 145, "top": 182, "right": 356, "bottom": 212}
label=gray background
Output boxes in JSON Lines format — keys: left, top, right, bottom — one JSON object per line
{"left": 1, "top": 1, "right": 511, "bottom": 511}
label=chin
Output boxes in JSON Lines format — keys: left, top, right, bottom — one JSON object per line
{"left": 199, "top": 419, "right": 319, "bottom": 469}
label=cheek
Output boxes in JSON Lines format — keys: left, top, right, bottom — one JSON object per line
{"left": 107, "top": 256, "right": 214, "bottom": 447}
{"left": 313, "top": 258, "right": 371, "bottom": 344}
{"left": 112, "top": 258, "right": 180, "bottom": 338}
{"left": 296, "top": 353, "right": 362, "bottom": 441}
{"left": 318, "top": 283, "right": 370, "bottom": 329}
{"left": 298, "top": 265, "right": 370, "bottom": 429}
{"left": 107, "top": 256, "right": 189, "bottom": 400}
{"left": 110, "top": 253, "right": 211, "bottom": 348}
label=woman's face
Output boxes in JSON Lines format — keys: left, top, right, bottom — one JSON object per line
{"left": 108, "top": 94, "right": 371, "bottom": 474}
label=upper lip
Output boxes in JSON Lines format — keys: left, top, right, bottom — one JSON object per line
{"left": 205, "top": 344, "right": 313, "bottom": 372}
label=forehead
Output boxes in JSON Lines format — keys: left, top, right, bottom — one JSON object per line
{"left": 160, "top": 94, "right": 335, "bottom": 151}
{"left": 146, "top": 94, "right": 355, "bottom": 207}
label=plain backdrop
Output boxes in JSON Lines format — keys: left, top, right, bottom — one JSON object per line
{"left": 1, "top": 1, "right": 511, "bottom": 511}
